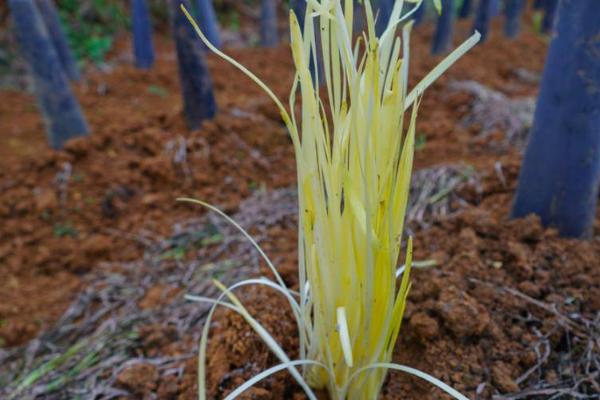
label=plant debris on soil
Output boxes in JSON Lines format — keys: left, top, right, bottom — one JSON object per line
{"left": 1, "top": 15, "right": 598, "bottom": 400}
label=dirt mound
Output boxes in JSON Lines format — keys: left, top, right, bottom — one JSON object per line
{"left": 204, "top": 157, "right": 600, "bottom": 399}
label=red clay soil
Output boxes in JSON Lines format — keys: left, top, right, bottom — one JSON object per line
{"left": 198, "top": 157, "right": 600, "bottom": 400}
{"left": 0, "top": 36, "right": 296, "bottom": 347}
{"left": 4, "top": 15, "right": 596, "bottom": 400}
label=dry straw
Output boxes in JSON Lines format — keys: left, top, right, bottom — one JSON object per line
{"left": 180, "top": 1, "right": 480, "bottom": 399}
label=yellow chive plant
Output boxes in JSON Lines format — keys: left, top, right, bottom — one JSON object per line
{"left": 180, "top": 1, "right": 480, "bottom": 399}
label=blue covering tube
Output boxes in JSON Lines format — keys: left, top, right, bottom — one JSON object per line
{"left": 132, "top": 0, "right": 155, "bottom": 69}
{"left": 260, "top": 0, "right": 278, "bottom": 47}
{"left": 9, "top": 0, "right": 89, "bottom": 149}
{"left": 375, "top": 0, "right": 393, "bottom": 37}
{"left": 195, "top": 0, "right": 221, "bottom": 48}
{"left": 170, "top": 0, "right": 217, "bottom": 130}
{"left": 512, "top": 0, "right": 600, "bottom": 238}
{"left": 431, "top": 0, "right": 455, "bottom": 55}
{"left": 413, "top": 0, "right": 426, "bottom": 25}
{"left": 504, "top": 0, "right": 526, "bottom": 38}
{"left": 459, "top": 0, "right": 473, "bottom": 19}
{"left": 36, "top": 0, "right": 80, "bottom": 80}
{"left": 473, "top": 0, "right": 493, "bottom": 42}
{"left": 542, "top": 0, "right": 559, "bottom": 34}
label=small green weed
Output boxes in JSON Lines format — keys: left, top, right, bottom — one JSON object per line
{"left": 159, "top": 246, "right": 187, "bottom": 261}
{"left": 415, "top": 133, "right": 427, "bottom": 151}
{"left": 57, "top": 0, "right": 129, "bottom": 64}
{"left": 159, "top": 225, "right": 223, "bottom": 261}
{"left": 53, "top": 223, "right": 78, "bottom": 238}
{"left": 532, "top": 12, "right": 543, "bottom": 34}
{"left": 147, "top": 85, "right": 168, "bottom": 97}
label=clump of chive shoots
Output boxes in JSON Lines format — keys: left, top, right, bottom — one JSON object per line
{"left": 180, "top": 1, "right": 480, "bottom": 399}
